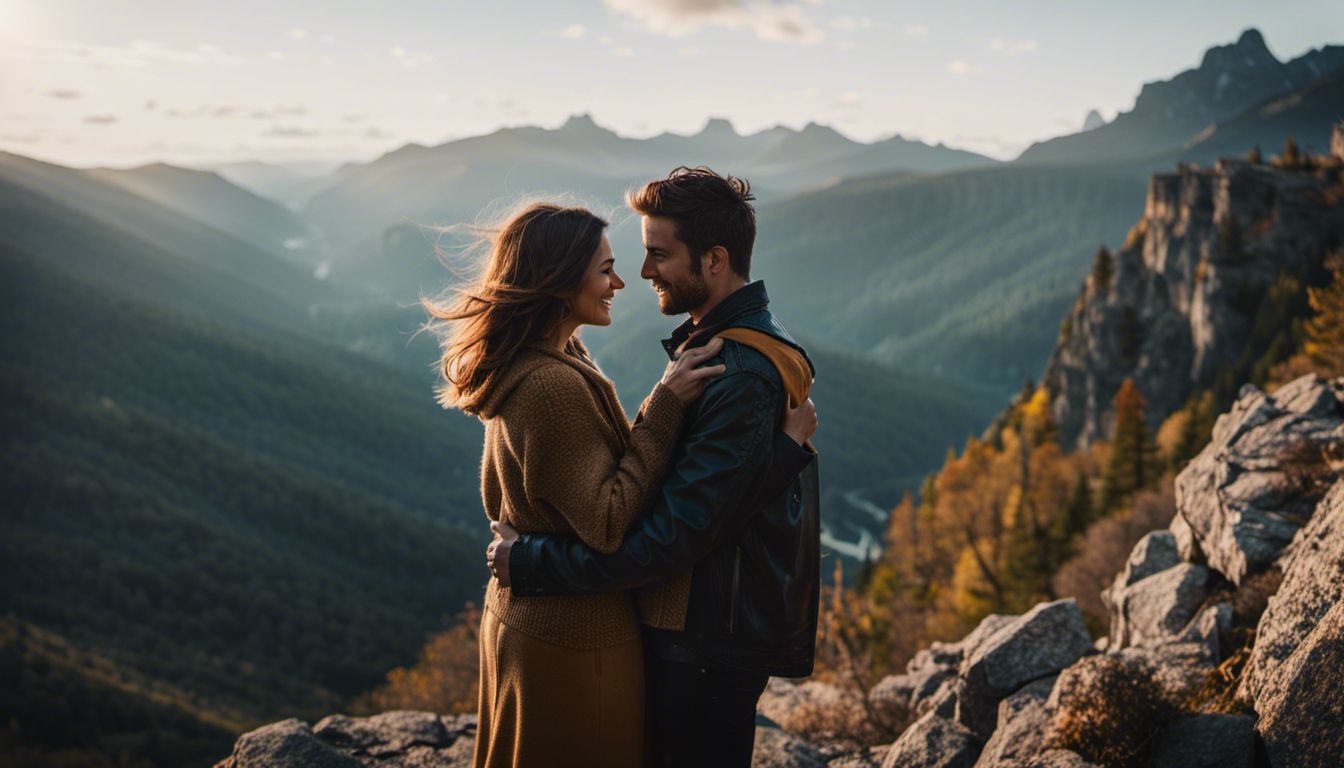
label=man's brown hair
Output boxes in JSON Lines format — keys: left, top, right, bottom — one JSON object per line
{"left": 627, "top": 166, "right": 756, "bottom": 279}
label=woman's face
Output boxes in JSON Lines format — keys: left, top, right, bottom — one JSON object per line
{"left": 569, "top": 235, "right": 624, "bottom": 327}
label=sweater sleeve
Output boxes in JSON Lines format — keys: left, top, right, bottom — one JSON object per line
{"left": 515, "top": 367, "right": 685, "bottom": 555}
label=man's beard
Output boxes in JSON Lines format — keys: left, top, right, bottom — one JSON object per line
{"left": 653, "top": 270, "right": 710, "bottom": 316}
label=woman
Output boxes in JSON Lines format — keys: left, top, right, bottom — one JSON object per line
{"left": 423, "top": 202, "right": 815, "bottom": 767}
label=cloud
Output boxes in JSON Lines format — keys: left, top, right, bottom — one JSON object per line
{"left": 275, "top": 104, "right": 307, "bottom": 116}
{"left": 288, "top": 29, "right": 308, "bottom": 41}
{"left": 262, "top": 125, "right": 319, "bottom": 138}
{"left": 46, "top": 89, "right": 81, "bottom": 99}
{"left": 213, "top": 105, "right": 239, "bottom": 117}
{"left": 834, "top": 91, "right": 863, "bottom": 110}
{"left": 677, "top": 45, "right": 700, "bottom": 56}
{"left": 342, "top": 114, "right": 366, "bottom": 123}
{"left": 1, "top": 130, "right": 47, "bottom": 144}
{"left": 7, "top": 38, "right": 244, "bottom": 68}
{"left": 902, "top": 24, "right": 929, "bottom": 38}
{"left": 390, "top": 45, "right": 437, "bottom": 68}
{"left": 830, "top": 16, "right": 872, "bottom": 31}
{"left": 83, "top": 114, "right": 117, "bottom": 125}
{"left": 990, "top": 38, "right": 1037, "bottom": 55}
{"left": 556, "top": 24, "right": 587, "bottom": 39}
{"left": 603, "top": 0, "right": 824, "bottom": 44}
{"left": 144, "top": 100, "right": 156, "bottom": 111}
{"left": 362, "top": 126, "right": 393, "bottom": 139}
{"left": 947, "top": 60, "right": 981, "bottom": 75}
{"left": 320, "top": 33, "right": 336, "bottom": 45}
{"left": 249, "top": 110, "right": 273, "bottom": 119}
{"left": 612, "top": 46, "right": 634, "bottom": 57}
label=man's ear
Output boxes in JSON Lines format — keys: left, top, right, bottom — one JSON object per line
{"left": 708, "top": 245, "right": 730, "bottom": 275}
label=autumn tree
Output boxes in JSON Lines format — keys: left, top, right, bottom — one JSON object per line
{"left": 1100, "top": 379, "right": 1158, "bottom": 514}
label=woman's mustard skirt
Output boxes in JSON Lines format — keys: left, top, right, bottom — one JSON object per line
{"left": 473, "top": 607, "right": 645, "bottom": 768}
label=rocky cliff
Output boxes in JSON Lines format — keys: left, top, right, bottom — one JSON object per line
{"left": 1040, "top": 151, "right": 1344, "bottom": 449}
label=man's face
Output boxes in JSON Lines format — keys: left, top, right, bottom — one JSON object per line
{"left": 640, "top": 215, "right": 709, "bottom": 316}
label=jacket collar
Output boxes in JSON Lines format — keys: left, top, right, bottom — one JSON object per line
{"left": 661, "top": 280, "right": 771, "bottom": 360}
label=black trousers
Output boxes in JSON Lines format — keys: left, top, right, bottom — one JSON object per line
{"left": 644, "top": 653, "right": 770, "bottom": 768}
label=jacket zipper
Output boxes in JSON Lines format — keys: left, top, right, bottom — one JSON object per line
{"left": 728, "top": 545, "right": 741, "bottom": 634}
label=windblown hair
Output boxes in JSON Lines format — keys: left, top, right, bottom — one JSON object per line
{"left": 422, "top": 202, "right": 608, "bottom": 414}
{"left": 627, "top": 166, "right": 756, "bottom": 278}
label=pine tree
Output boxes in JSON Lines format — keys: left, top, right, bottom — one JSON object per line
{"left": 1247, "top": 146, "right": 1262, "bottom": 164}
{"left": 1100, "top": 378, "right": 1157, "bottom": 513}
{"left": 1092, "top": 246, "right": 1114, "bottom": 294}
{"left": 1302, "top": 255, "right": 1344, "bottom": 377}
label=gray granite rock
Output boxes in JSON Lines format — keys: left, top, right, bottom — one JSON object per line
{"left": 1108, "top": 563, "right": 1211, "bottom": 649}
{"left": 972, "top": 675, "right": 1057, "bottom": 768}
{"left": 1118, "top": 531, "right": 1182, "bottom": 588}
{"left": 1149, "top": 714, "right": 1255, "bottom": 768}
{"left": 1173, "top": 375, "right": 1343, "bottom": 585}
{"left": 751, "top": 724, "right": 827, "bottom": 768}
{"left": 1240, "top": 479, "right": 1344, "bottom": 708}
{"left": 868, "top": 674, "right": 915, "bottom": 731}
{"left": 1113, "top": 642, "right": 1216, "bottom": 707}
{"left": 220, "top": 719, "right": 367, "bottom": 768}
{"left": 879, "top": 712, "right": 981, "bottom": 768}
{"left": 1024, "top": 750, "right": 1098, "bottom": 768}
{"left": 956, "top": 600, "right": 1093, "bottom": 737}
{"left": 215, "top": 713, "right": 476, "bottom": 768}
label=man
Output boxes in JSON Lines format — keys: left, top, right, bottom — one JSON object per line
{"left": 489, "top": 166, "right": 820, "bottom": 767}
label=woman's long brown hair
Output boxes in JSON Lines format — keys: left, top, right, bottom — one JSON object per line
{"left": 422, "top": 202, "right": 608, "bottom": 414}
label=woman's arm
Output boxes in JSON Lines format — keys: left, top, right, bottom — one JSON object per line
{"left": 515, "top": 367, "right": 685, "bottom": 554}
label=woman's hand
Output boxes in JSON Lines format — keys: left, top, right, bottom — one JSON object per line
{"left": 783, "top": 397, "right": 818, "bottom": 447}
{"left": 660, "top": 337, "right": 727, "bottom": 405}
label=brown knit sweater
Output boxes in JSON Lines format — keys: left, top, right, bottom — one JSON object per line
{"left": 476, "top": 340, "right": 685, "bottom": 649}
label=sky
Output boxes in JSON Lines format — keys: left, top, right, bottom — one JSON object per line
{"left": 2, "top": 0, "right": 1342, "bottom": 168}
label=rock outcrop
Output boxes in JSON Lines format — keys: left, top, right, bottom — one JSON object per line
{"left": 1041, "top": 156, "right": 1344, "bottom": 449}
{"left": 1173, "top": 375, "right": 1344, "bottom": 584}
{"left": 213, "top": 712, "right": 476, "bottom": 768}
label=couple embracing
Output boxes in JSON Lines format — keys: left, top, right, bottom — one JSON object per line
{"left": 425, "top": 167, "right": 821, "bottom": 767}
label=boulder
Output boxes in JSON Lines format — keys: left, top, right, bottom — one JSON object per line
{"left": 1176, "top": 601, "right": 1232, "bottom": 660}
{"left": 972, "top": 675, "right": 1057, "bottom": 767}
{"left": 217, "top": 719, "right": 367, "bottom": 768}
{"left": 1172, "top": 375, "right": 1343, "bottom": 585}
{"left": 879, "top": 712, "right": 981, "bottom": 768}
{"left": 1025, "top": 750, "right": 1098, "bottom": 768}
{"left": 1116, "top": 531, "right": 1182, "bottom": 588}
{"left": 1250, "top": 582, "right": 1344, "bottom": 768}
{"left": 907, "top": 615, "right": 1017, "bottom": 676}
{"left": 757, "top": 679, "right": 870, "bottom": 742}
{"left": 909, "top": 667, "right": 956, "bottom": 715}
{"left": 214, "top": 713, "right": 476, "bottom": 768}
{"left": 1149, "top": 714, "right": 1255, "bottom": 768}
{"left": 1108, "top": 563, "right": 1210, "bottom": 649}
{"left": 955, "top": 600, "right": 1093, "bottom": 737}
{"left": 1240, "top": 479, "right": 1344, "bottom": 708}
{"left": 751, "top": 724, "right": 827, "bottom": 768}
{"left": 1122, "top": 642, "right": 1217, "bottom": 706}
{"left": 868, "top": 674, "right": 916, "bottom": 730}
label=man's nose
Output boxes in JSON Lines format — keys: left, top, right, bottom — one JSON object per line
{"left": 640, "top": 255, "right": 657, "bottom": 280}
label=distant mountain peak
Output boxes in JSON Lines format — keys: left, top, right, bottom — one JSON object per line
{"left": 1083, "top": 109, "right": 1105, "bottom": 132}
{"left": 1200, "top": 26, "right": 1278, "bottom": 71}
{"left": 698, "top": 117, "right": 738, "bottom": 137}
{"left": 1236, "top": 27, "right": 1268, "bottom": 52}
{"left": 560, "top": 113, "right": 603, "bottom": 132}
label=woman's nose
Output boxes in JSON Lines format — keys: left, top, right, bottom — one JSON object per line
{"left": 612, "top": 271, "right": 625, "bottom": 289}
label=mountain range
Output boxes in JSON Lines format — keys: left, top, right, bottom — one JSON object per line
{"left": 2, "top": 25, "right": 1342, "bottom": 768}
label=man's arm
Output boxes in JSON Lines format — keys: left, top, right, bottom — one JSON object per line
{"left": 507, "top": 369, "right": 813, "bottom": 596}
